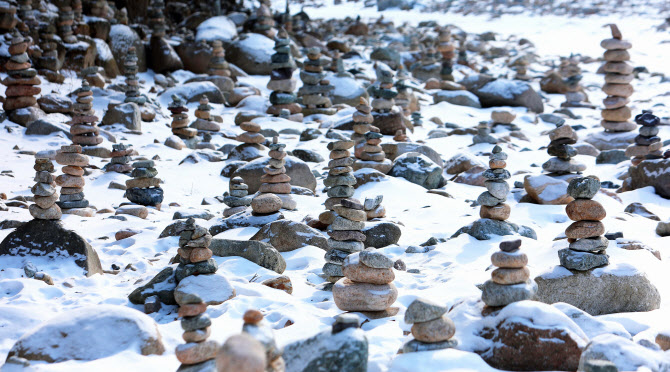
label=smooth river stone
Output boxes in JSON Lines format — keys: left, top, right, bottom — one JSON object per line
{"left": 411, "top": 315, "right": 455, "bottom": 343}
{"left": 342, "top": 255, "right": 394, "bottom": 284}
{"left": 332, "top": 278, "right": 398, "bottom": 311}
{"left": 565, "top": 199, "right": 606, "bottom": 221}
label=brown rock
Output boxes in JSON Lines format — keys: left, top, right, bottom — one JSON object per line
{"left": 55, "top": 152, "right": 88, "bottom": 167}
{"left": 602, "top": 83, "right": 633, "bottom": 98}
{"left": 565, "top": 220, "right": 605, "bottom": 239}
{"left": 175, "top": 340, "right": 219, "bottom": 364}
{"left": 55, "top": 174, "right": 85, "bottom": 188}
{"left": 491, "top": 267, "right": 530, "bottom": 285}
{"left": 565, "top": 199, "right": 606, "bottom": 221}
{"left": 328, "top": 230, "right": 366, "bottom": 242}
{"left": 182, "top": 327, "right": 210, "bottom": 343}
{"left": 3, "top": 96, "right": 37, "bottom": 110}
{"left": 243, "top": 309, "right": 264, "bottom": 324}
{"left": 190, "top": 248, "right": 213, "bottom": 262}
{"left": 333, "top": 205, "right": 367, "bottom": 222}
{"left": 251, "top": 194, "right": 282, "bottom": 214}
{"left": 178, "top": 302, "right": 207, "bottom": 317}
{"left": 216, "top": 334, "right": 266, "bottom": 372}
{"left": 411, "top": 315, "right": 455, "bottom": 343}
{"left": 260, "top": 174, "right": 291, "bottom": 183}
{"left": 126, "top": 178, "right": 161, "bottom": 189}
{"left": 342, "top": 260, "right": 395, "bottom": 285}
{"left": 332, "top": 278, "right": 398, "bottom": 311}
{"left": 480, "top": 203, "right": 511, "bottom": 221}
{"left": 261, "top": 275, "right": 293, "bottom": 294}
{"left": 491, "top": 251, "right": 528, "bottom": 268}
{"left": 601, "top": 106, "right": 631, "bottom": 122}
{"left": 259, "top": 183, "right": 291, "bottom": 194}
{"left": 656, "top": 331, "right": 670, "bottom": 351}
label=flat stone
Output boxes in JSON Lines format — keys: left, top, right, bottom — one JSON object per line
{"left": 558, "top": 249, "right": 609, "bottom": 271}
{"left": 481, "top": 279, "right": 537, "bottom": 307}
{"left": 404, "top": 298, "right": 448, "bottom": 324}
{"left": 332, "top": 278, "right": 398, "bottom": 311}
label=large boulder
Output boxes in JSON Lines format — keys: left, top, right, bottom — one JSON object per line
{"left": 94, "top": 38, "right": 119, "bottom": 78}
{"left": 208, "top": 209, "right": 284, "bottom": 236}
{"left": 451, "top": 218, "right": 537, "bottom": 240}
{"left": 623, "top": 159, "right": 670, "bottom": 198}
{"left": 445, "top": 152, "right": 486, "bottom": 175}
{"left": 176, "top": 39, "right": 212, "bottom": 74}
{"left": 460, "top": 75, "right": 544, "bottom": 113}
{"left": 227, "top": 33, "right": 274, "bottom": 75}
{"left": 584, "top": 131, "right": 636, "bottom": 151}
{"left": 534, "top": 264, "right": 661, "bottom": 315}
{"left": 283, "top": 327, "right": 368, "bottom": 372}
{"left": 234, "top": 156, "right": 317, "bottom": 193}
{"left": 5, "top": 305, "right": 164, "bottom": 362}
{"left": 101, "top": 102, "right": 141, "bottom": 131}
{"left": 578, "top": 334, "right": 670, "bottom": 372}
{"left": 250, "top": 220, "right": 327, "bottom": 252}
{"left": 523, "top": 175, "right": 573, "bottom": 205}
{"left": 389, "top": 153, "right": 443, "bottom": 189}
{"left": 209, "top": 238, "right": 286, "bottom": 274}
{"left": 128, "top": 267, "right": 177, "bottom": 305}
{"left": 433, "top": 90, "right": 481, "bottom": 108}
{"left": 0, "top": 219, "right": 102, "bottom": 276}
{"left": 195, "top": 16, "right": 237, "bottom": 43}
{"left": 330, "top": 75, "right": 369, "bottom": 106}
{"left": 185, "top": 75, "right": 235, "bottom": 96}
{"left": 38, "top": 95, "right": 74, "bottom": 114}
{"left": 25, "top": 115, "right": 72, "bottom": 138}
{"left": 108, "top": 24, "right": 146, "bottom": 72}
{"left": 148, "top": 37, "right": 183, "bottom": 73}
{"left": 159, "top": 81, "right": 225, "bottom": 104}
{"left": 174, "top": 273, "right": 236, "bottom": 305}
{"left": 382, "top": 143, "right": 443, "bottom": 167}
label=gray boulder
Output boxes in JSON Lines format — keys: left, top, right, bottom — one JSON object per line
{"left": 159, "top": 81, "right": 225, "bottom": 104}
{"left": 25, "top": 115, "right": 72, "bottom": 138}
{"left": 109, "top": 24, "right": 146, "bottom": 71}
{"left": 101, "top": 102, "right": 141, "bottom": 131}
{"left": 128, "top": 267, "right": 177, "bottom": 305}
{"left": 389, "top": 153, "right": 443, "bottom": 189}
{"left": 460, "top": 75, "right": 544, "bottom": 113}
{"left": 330, "top": 76, "right": 369, "bottom": 106}
{"left": 433, "top": 90, "right": 481, "bottom": 108}
{"left": 209, "top": 238, "right": 286, "bottom": 273}
{"left": 362, "top": 221, "right": 401, "bottom": 248}
{"left": 250, "top": 220, "right": 327, "bottom": 252}
{"left": 227, "top": 33, "right": 274, "bottom": 75}
{"left": 283, "top": 327, "right": 367, "bottom": 372}
{"left": 451, "top": 218, "right": 537, "bottom": 240}
{"left": 578, "top": 334, "right": 670, "bottom": 372}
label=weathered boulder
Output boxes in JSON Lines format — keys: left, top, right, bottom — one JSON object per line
{"left": 389, "top": 153, "right": 443, "bottom": 189}
{"left": 109, "top": 24, "right": 146, "bottom": 71}
{"left": 283, "top": 327, "right": 368, "bottom": 372}
{"left": 460, "top": 75, "right": 544, "bottom": 113}
{"left": 101, "top": 102, "right": 141, "bottom": 131}
{"left": 250, "top": 220, "right": 327, "bottom": 252}
{"left": 579, "top": 334, "right": 670, "bottom": 372}
{"left": 452, "top": 219, "right": 537, "bottom": 240}
{"left": 227, "top": 33, "right": 274, "bottom": 75}
{"left": 128, "top": 267, "right": 177, "bottom": 305}
{"left": 523, "top": 175, "right": 573, "bottom": 205}
{"left": 159, "top": 82, "right": 225, "bottom": 104}
{"left": 209, "top": 238, "right": 286, "bottom": 273}
{"left": 623, "top": 159, "right": 670, "bottom": 198}
{"left": 362, "top": 221, "right": 401, "bottom": 248}
{"left": 433, "top": 90, "right": 481, "bottom": 108}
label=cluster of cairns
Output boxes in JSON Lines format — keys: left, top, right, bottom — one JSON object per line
{"left": 252, "top": 3, "right": 275, "bottom": 38}
{"left": 71, "top": 80, "right": 103, "bottom": 148}
{"left": 472, "top": 121, "right": 497, "bottom": 145}
{"left": 125, "top": 160, "right": 163, "bottom": 207}
{"left": 560, "top": 176, "right": 609, "bottom": 271}
{"left": 3, "top": 31, "right": 42, "bottom": 124}
{"left": 36, "top": 23, "right": 64, "bottom": 83}
{"left": 105, "top": 144, "right": 133, "bottom": 173}
{"left": 299, "top": 47, "right": 335, "bottom": 115}
{"left": 169, "top": 95, "right": 197, "bottom": 140}
{"left": 55, "top": 145, "right": 94, "bottom": 216}
{"left": 319, "top": 140, "right": 355, "bottom": 227}
{"left": 402, "top": 298, "right": 458, "bottom": 353}
{"left": 241, "top": 309, "right": 285, "bottom": 371}
{"left": 369, "top": 63, "right": 404, "bottom": 135}
{"left": 147, "top": 0, "right": 166, "bottom": 38}
{"left": 354, "top": 130, "right": 392, "bottom": 174}
{"left": 481, "top": 239, "right": 536, "bottom": 306}
{"left": 600, "top": 24, "right": 636, "bottom": 133}
{"left": 559, "top": 56, "right": 591, "bottom": 108}
{"left": 626, "top": 111, "right": 663, "bottom": 166}
{"left": 351, "top": 98, "right": 374, "bottom": 143}
{"left": 208, "top": 40, "right": 231, "bottom": 77}
{"left": 177, "top": 218, "right": 215, "bottom": 277}
{"left": 267, "top": 28, "right": 302, "bottom": 121}
{"left": 322, "top": 197, "right": 366, "bottom": 283}
{"left": 29, "top": 158, "right": 61, "bottom": 220}
{"left": 542, "top": 123, "right": 586, "bottom": 176}
{"left": 478, "top": 146, "right": 511, "bottom": 221}
{"left": 223, "top": 177, "right": 252, "bottom": 217}
{"left": 333, "top": 249, "right": 398, "bottom": 315}
{"left": 190, "top": 97, "right": 220, "bottom": 133}
{"left": 124, "top": 47, "right": 146, "bottom": 106}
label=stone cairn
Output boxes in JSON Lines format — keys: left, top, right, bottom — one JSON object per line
{"left": 395, "top": 66, "right": 417, "bottom": 116}
{"left": 147, "top": 0, "right": 166, "bottom": 38}
{"left": 626, "top": 111, "right": 663, "bottom": 166}
{"left": 190, "top": 97, "right": 221, "bottom": 133}
{"left": 253, "top": 3, "right": 275, "bottom": 38}
{"left": 601, "top": 24, "right": 635, "bottom": 133}
{"left": 364, "top": 195, "right": 385, "bottom": 220}
{"left": 369, "top": 63, "right": 403, "bottom": 135}
{"left": 411, "top": 112, "right": 423, "bottom": 127}
{"left": 17, "top": 0, "right": 37, "bottom": 34}
{"left": 298, "top": 47, "right": 335, "bottom": 116}
{"left": 491, "top": 110, "right": 516, "bottom": 129}
{"left": 235, "top": 121, "right": 265, "bottom": 152}
{"left": 241, "top": 309, "right": 285, "bottom": 371}
{"left": 542, "top": 123, "right": 586, "bottom": 176}
{"left": 37, "top": 23, "right": 64, "bottom": 83}
{"left": 55, "top": 145, "right": 90, "bottom": 213}
{"left": 3, "top": 31, "right": 41, "bottom": 114}
{"left": 333, "top": 249, "right": 398, "bottom": 315}
{"left": 437, "top": 28, "right": 455, "bottom": 82}
{"left": 223, "top": 177, "right": 252, "bottom": 217}
{"left": 560, "top": 176, "right": 609, "bottom": 271}
{"left": 208, "top": 40, "right": 231, "bottom": 78}
{"left": 90, "top": 0, "right": 112, "bottom": 19}
{"left": 71, "top": 80, "right": 103, "bottom": 148}
{"left": 560, "top": 56, "right": 591, "bottom": 108}
{"left": 481, "top": 239, "right": 536, "bottom": 307}
{"left": 267, "top": 28, "right": 302, "bottom": 121}
{"left": 169, "top": 95, "right": 197, "bottom": 139}
{"left": 30, "top": 158, "right": 61, "bottom": 220}
{"left": 124, "top": 47, "right": 146, "bottom": 106}
{"left": 472, "top": 121, "right": 497, "bottom": 145}
{"left": 57, "top": 5, "right": 77, "bottom": 44}
{"left": 354, "top": 131, "right": 392, "bottom": 174}
{"left": 402, "top": 298, "right": 458, "bottom": 353}
{"left": 319, "top": 139, "right": 355, "bottom": 228}
{"left": 105, "top": 144, "right": 133, "bottom": 173}
{"left": 322, "top": 197, "right": 366, "bottom": 284}
{"left": 258, "top": 137, "right": 296, "bottom": 210}
{"left": 352, "top": 98, "right": 374, "bottom": 144}
{"left": 393, "top": 129, "right": 409, "bottom": 142}
{"left": 125, "top": 160, "right": 163, "bottom": 207}
{"left": 478, "top": 146, "right": 511, "bottom": 222}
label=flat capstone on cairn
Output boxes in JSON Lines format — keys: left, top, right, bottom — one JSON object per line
{"left": 190, "top": 97, "right": 221, "bottom": 133}
{"left": 125, "top": 160, "right": 164, "bottom": 207}
{"left": 267, "top": 28, "right": 303, "bottom": 122}
{"left": 481, "top": 239, "right": 536, "bottom": 307}
{"left": 70, "top": 80, "right": 103, "bottom": 150}
{"left": 169, "top": 95, "right": 198, "bottom": 140}
{"left": 600, "top": 24, "right": 636, "bottom": 135}
{"left": 258, "top": 137, "right": 295, "bottom": 210}
{"left": 322, "top": 198, "right": 366, "bottom": 284}
{"left": 241, "top": 309, "right": 285, "bottom": 371}
{"left": 542, "top": 123, "right": 586, "bottom": 177}
{"left": 36, "top": 22, "right": 64, "bottom": 83}
{"left": 333, "top": 249, "right": 399, "bottom": 317}
{"left": 401, "top": 298, "right": 458, "bottom": 353}
{"left": 29, "top": 158, "right": 61, "bottom": 220}
{"left": 478, "top": 146, "right": 511, "bottom": 222}
{"left": 319, "top": 139, "right": 355, "bottom": 228}
{"left": 299, "top": 47, "right": 335, "bottom": 116}
{"left": 104, "top": 143, "right": 133, "bottom": 173}
{"left": 353, "top": 130, "right": 392, "bottom": 174}
{"left": 2, "top": 30, "right": 43, "bottom": 125}
{"left": 55, "top": 145, "right": 94, "bottom": 217}
{"left": 351, "top": 97, "right": 374, "bottom": 143}
{"left": 223, "top": 177, "right": 252, "bottom": 217}
{"left": 559, "top": 56, "right": 593, "bottom": 108}
{"left": 625, "top": 111, "right": 663, "bottom": 166}
{"left": 367, "top": 62, "right": 405, "bottom": 135}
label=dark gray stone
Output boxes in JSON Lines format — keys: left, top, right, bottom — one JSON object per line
{"left": 558, "top": 248, "right": 609, "bottom": 271}
{"left": 452, "top": 219, "right": 537, "bottom": 240}
{"left": 128, "top": 267, "right": 176, "bottom": 305}
{"left": 250, "top": 220, "right": 327, "bottom": 252}
{"left": 126, "top": 187, "right": 164, "bottom": 206}
{"left": 283, "top": 328, "right": 367, "bottom": 372}
{"left": 481, "top": 279, "right": 537, "bottom": 307}
{"left": 389, "top": 153, "right": 443, "bottom": 189}
{"left": 209, "top": 238, "right": 286, "bottom": 273}
{"left": 596, "top": 150, "right": 628, "bottom": 165}
{"left": 362, "top": 221, "right": 401, "bottom": 248}
{"left": 209, "top": 209, "right": 284, "bottom": 236}
{"left": 292, "top": 149, "right": 324, "bottom": 163}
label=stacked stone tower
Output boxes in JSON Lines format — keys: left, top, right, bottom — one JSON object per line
{"left": 353, "top": 131, "right": 392, "bottom": 174}
{"left": 352, "top": 98, "right": 374, "bottom": 143}
{"left": 3, "top": 31, "right": 41, "bottom": 116}
{"left": 625, "top": 111, "right": 663, "bottom": 166}
{"left": 55, "top": 145, "right": 90, "bottom": 213}
{"left": 223, "top": 177, "right": 252, "bottom": 217}
{"left": 208, "top": 40, "right": 231, "bottom": 77}
{"left": 30, "top": 158, "right": 61, "bottom": 220}
{"left": 600, "top": 24, "right": 635, "bottom": 133}
{"left": 258, "top": 137, "right": 295, "bottom": 210}
{"left": 169, "top": 95, "right": 197, "bottom": 139}
{"left": 322, "top": 198, "right": 366, "bottom": 283}
{"left": 368, "top": 63, "right": 405, "bottom": 135}
{"left": 319, "top": 139, "right": 355, "bottom": 228}
{"left": 124, "top": 47, "right": 146, "bottom": 106}
{"left": 147, "top": 0, "right": 166, "bottom": 38}
{"left": 560, "top": 56, "right": 590, "bottom": 108}
{"left": 542, "top": 123, "right": 586, "bottom": 176}
{"left": 253, "top": 3, "right": 275, "bottom": 38}
{"left": 437, "top": 28, "right": 455, "bottom": 82}
{"left": 481, "top": 239, "right": 536, "bottom": 307}
{"left": 299, "top": 47, "right": 335, "bottom": 115}
{"left": 71, "top": 80, "right": 103, "bottom": 148}
{"left": 105, "top": 144, "right": 133, "bottom": 173}
{"left": 125, "top": 160, "right": 163, "bottom": 207}
{"left": 57, "top": 4, "right": 77, "bottom": 43}
{"left": 37, "top": 23, "right": 64, "bottom": 83}
{"left": 190, "top": 97, "right": 221, "bottom": 133}
{"left": 241, "top": 309, "right": 285, "bottom": 371}
{"left": 402, "top": 298, "right": 458, "bottom": 353}
{"left": 478, "top": 146, "right": 510, "bottom": 222}
{"left": 267, "top": 28, "right": 302, "bottom": 121}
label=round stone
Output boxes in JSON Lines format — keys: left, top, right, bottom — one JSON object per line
{"left": 491, "top": 251, "right": 528, "bottom": 268}
{"left": 332, "top": 278, "right": 398, "bottom": 311}
{"left": 565, "top": 199, "right": 606, "bottom": 221}
{"left": 477, "top": 191, "right": 505, "bottom": 207}
{"left": 330, "top": 216, "right": 365, "bottom": 231}
{"left": 328, "top": 230, "right": 366, "bottom": 242}
{"left": 569, "top": 236, "right": 609, "bottom": 252}
{"left": 404, "top": 298, "right": 447, "bottom": 324}
{"left": 565, "top": 221, "right": 605, "bottom": 239}
{"left": 243, "top": 309, "right": 263, "bottom": 324}
{"left": 342, "top": 254, "right": 394, "bottom": 284}
{"left": 251, "top": 194, "right": 282, "bottom": 214}
{"left": 333, "top": 205, "right": 367, "bottom": 222}
{"left": 567, "top": 177, "right": 600, "bottom": 199}
{"left": 500, "top": 239, "right": 521, "bottom": 252}
{"left": 359, "top": 249, "right": 393, "bottom": 269}
{"left": 491, "top": 267, "right": 530, "bottom": 285}
{"left": 175, "top": 340, "right": 219, "bottom": 365}
{"left": 480, "top": 203, "right": 511, "bottom": 221}
{"left": 411, "top": 315, "right": 455, "bottom": 343}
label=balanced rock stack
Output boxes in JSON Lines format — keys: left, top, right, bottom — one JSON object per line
{"left": 124, "top": 47, "right": 146, "bottom": 106}
{"left": 208, "top": 40, "right": 231, "bottom": 78}
{"left": 560, "top": 176, "right": 609, "bottom": 271}
{"left": 364, "top": 195, "right": 386, "bottom": 220}
{"left": 177, "top": 218, "right": 214, "bottom": 268}
{"left": 437, "top": 28, "right": 455, "bottom": 82}
{"left": 3, "top": 31, "right": 41, "bottom": 119}
{"left": 394, "top": 67, "right": 413, "bottom": 116}
{"left": 57, "top": 5, "right": 77, "bottom": 43}
{"left": 37, "top": 23, "right": 64, "bottom": 83}
{"left": 333, "top": 249, "right": 398, "bottom": 315}
{"left": 55, "top": 145, "right": 91, "bottom": 214}
{"left": 169, "top": 95, "right": 197, "bottom": 139}
{"left": 560, "top": 56, "right": 591, "bottom": 108}
{"left": 472, "top": 121, "right": 497, "bottom": 145}
{"left": 29, "top": 158, "right": 61, "bottom": 220}
{"left": 393, "top": 129, "right": 409, "bottom": 142}
{"left": 147, "top": 0, "right": 166, "bottom": 38}
{"left": 319, "top": 139, "right": 355, "bottom": 227}
{"left": 223, "top": 177, "right": 252, "bottom": 217}
{"left": 298, "top": 47, "right": 335, "bottom": 116}
{"left": 322, "top": 198, "right": 366, "bottom": 283}
{"left": 236, "top": 122, "right": 265, "bottom": 149}
{"left": 71, "top": 80, "right": 103, "bottom": 148}
{"left": 105, "top": 144, "right": 133, "bottom": 173}
{"left": 478, "top": 146, "right": 511, "bottom": 222}
{"left": 600, "top": 24, "right": 636, "bottom": 133}
{"left": 481, "top": 239, "right": 536, "bottom": 307}
{"left": 267, "top": 28, "right": 302, "bottom": 121}
{"left": 351, "top": 98, "right": 374, "bottom": 143}
{"left": 125, "top": 160, "right": 163, "bottom": 207}
{"left": 369, "top": 63, "right": 405, "bottom": 135}
{"left": 625, "top": 111, "right": 663, "bottom": 166}
{"left": 542, "top": 123, "right": 586, "bottom": 176}
{"left": 175, "top": 294, "right": 218, "bottom": 371}
{"left": 353, "top": 131, "right": 392, "bottom": 174}
{"left": 241, "top": 309, "right": 285, "bottom": 371}
{"left": 258, "top": 137, "right": 296, "bottom": 210}
{"left": 190, "top": 97, "right": 221, "bottom": 133}
{"left": 253, "top": 3, "right": 275, "bottom": 38}
{"left": 412, "top": 112, "right": 423, "bottom": 127}
{"left": 17, "top": 0, "right": 37, "bottom": 33}
{"left": 402, "top": 298, "right": 458, "bottom": 353}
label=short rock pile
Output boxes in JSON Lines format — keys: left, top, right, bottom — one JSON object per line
{"left": 481, "top": 239, "right": 536, "bottom": 307}
{"left": 319, "top": 139, "right": 355, "bottom": 227}
{"left": 267, "top": 28, "right": 302, "bottom": 121}
{"left": 252, "top": 3, "right": 275, "bottom": 38}
{"left": 625, "top": 111, "right": 663, "bottom": 166}
{"left": 175, "top": 293, "right": 218, "bottom": 371}
{"left": 299, "top": 47, "right": 335, "bottom": 115}
{"left": 190, "top": 97, "right": 220, "bottom": 133}
{"left": 223, "top": 177, "right": 252, "bottom": 217}
{"left": 36, "top": 23, "right": 64, "bottom": 83}
{"left": 177, "top": 218, "right": 214, "bottom": 267}
{"left": 560, "top": 56, "right": 591, "bottom": 108}
{"left": 169, "top": 95, "right": 196, "bottom": 139}
{"left": 258, "top": 137, "right": 295, "bottom": 210}
{"left": 479, "top": 145, "right": 510, "bottom": 221}
{"left": 364, "top": 195, "right": 386, "bottom": 220}
{"left": 208, "top": 40, "right": 231, "bottom": 77}
{"left": 333, "top": 249, "right": 398, "bottom": 314}
{"left": 57, "top": 4, "right": 77, "bottom": 43}
{"left": 55, "top": 145, "right": 91, "bottom": 214}
{"left": 322, "top": 198, "right": 366, "bottom": 283}
{"left": 402, "top": 298, "right": 458, "bottom": 353}
{"left": 354, "top": 131, "right": 392, "bottom": 174}
{"left": 560, "top": 176, "right": 609, "bottom": 271}
{"left": 241, "top": 309, "right": 285, "bottom": 371}
{"left": 3, "top": 31, "right": 41, "bottom": 115}
{"left": 369, "top": 63, "right": 404, "bottom": 135}
{"left": 29, "top": 158, "right": 61, "bottom": 220}
{"left": 236, "top": 122, "right": 265, "bottom": 147}
{"left": 600, "top": 24, "right": 635, "bottom": 133}
{"left": 351, "top": 97, "right": 374, "bottom": 143}
{"left": 71, "top": 80, "right": 103, "bottom": 148}
{"left": 472, "top": 121, "right": 497, "bottom": 145}
{"left": 125, "top": 160, "right": 164, "bottom": 207}
{"left": 124, "top": 47, "right": 146, "bottom": 106}
{"left": 542, "top": 123, "right": 585, "bottom": 175}
{"left": 105, "top": 143, "right": 133, "bottom": 173}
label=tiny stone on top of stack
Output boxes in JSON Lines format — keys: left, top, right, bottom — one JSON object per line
{"left": 542, "top": 123, "right": 586, "bottom": 175}
{"left": 352, "top": 97, "right": 374, "bottom": 143}
{"left": 125, "top": 159, "right": 164, "bottom": 207}
{"left": 481, "top": 239, "right": 536, "bottom": 307}
{"left": 625, "top": 111, "right": 663, "bottom": 166}
{"left": 29, "top": 158, "right": 61, "bottom": 220}
{"left": 322, "top": 197, "right": 365, "bottom": 283}
{"left": 223, "top": 177, "right": 252, "bottom": 217}
{"left": 479, "top": 145, "right": 511, "bottom": 221}
{"left": 364, "top": 195, "right": 386, "bottom": 220}
{"left": 401, "top": 298, "right": 458, "bottom": 353}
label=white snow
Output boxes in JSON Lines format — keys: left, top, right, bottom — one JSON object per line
{"left": 195, "top": 16, "right": 238, "bottom": 43}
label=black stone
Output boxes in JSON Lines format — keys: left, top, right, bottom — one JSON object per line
{"left": 57, "top": 199, "right": 89, "bottom": 209}
{"left": 500, "top": 239, "right": 521, "bottom": 252}
{"left": 175, "top": 259, "right": 218, "bottom": 282}
{"left": 547, "top": 143, "right": 577, "bottom": 159}
{"left": 125, "top": 187, "right": 164, "bottom": 206}
{"left": 635, "top": 135, "right": 660, "bottom": 146}
{"left": 128, "top": 267, "right": 176, "bottom": 305}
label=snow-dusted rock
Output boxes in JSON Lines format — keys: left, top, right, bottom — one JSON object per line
{"left": 159, "top": 82, "right": 225, "bottom": 105}
{"left": 578, "top": 334, "right": 670, "bottom": 372}
{"left": 101, "top": 102, "right": 141, "bottom": 131}
{"left": 445, "top": 152, "right": 486, "bottom": 175}
{"left": 227, "top": 33, "right": 274, "bottom": 75}
{"left": 389, "top": 153, "right": 444, "bottom": 189}
{"left": 209, "top": 238, "right": 286, "bottom": 274}
{"left": 109, "top": 24, "right": 146, "bottom": 71}
{"left": 330, "top": 75, "right": 369, "bottom": 106}
{"left": 233, "top": 156, "right": 317, "bottom": 193}
{"left": 523, "top": 174, "right": 573, "bottom": 205}
{"left": 195, "top": 16, "right": 238, "bottom": 43}
{"left": 250, "top": 220, "right": 327, "bottom": 251}
{"left": 174, "top": 273, "right": 236, "bottom": 306}
{"left": 553, "top": 302, "right": 631, "bottom": 339}
{"left": 433, "top": 90, "right": 482, "bottom": 108}
{"left": 460, "top": 75, "right": 544, "bottom": 113}
{"left": 451, "top": 218, "right": 537, "bottom": 240}
{"left": 283, "top": 327, "right": 368, "bottom": 372}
